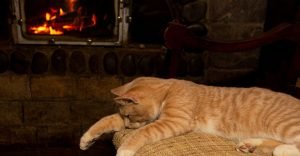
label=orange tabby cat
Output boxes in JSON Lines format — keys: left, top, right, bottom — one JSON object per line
{"left": 80, "top": 77, "right": 300, "bottom": 156}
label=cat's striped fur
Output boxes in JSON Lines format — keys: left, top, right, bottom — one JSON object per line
{"left": 80, "top": 77, "right": 300, "bottom": 156}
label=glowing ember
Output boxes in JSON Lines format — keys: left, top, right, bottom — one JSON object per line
{"left": 62, "top": 24, "right": 78, "bottom": 31}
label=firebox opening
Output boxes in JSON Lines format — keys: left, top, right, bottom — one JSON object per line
{"left": 21, "top": 0, "right": 118, "bottom": 42}
{"left": 24, "top": 0, "right": 116, "bottom": 38}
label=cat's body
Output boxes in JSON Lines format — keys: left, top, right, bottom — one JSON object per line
{"left": 80, "top": 77, "right": 300, "bottom": 156}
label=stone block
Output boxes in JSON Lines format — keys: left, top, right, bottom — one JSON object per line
{"left": 204, "top": 67, "right": 256, "bottom": 84}
{"left": 71, "top": 100, "right": 116, "bottom": 125}
{"left": 30, "top": 76, "right": 75, "bottom": 99}
{"left": 207, "top": 0, "right": 267, "bottom": 23}
{"left": 182, "top": 0, "right": 207, "bottom": 23}
{"left": 10, "top": 126, "right": 37, "bottom": 145}
{"left": 0, "top": 102, "right": 22, "bottom": 125}
{"left": 207, "top": 23, "right": 263, "bottom": 40}
{"left": 36, "top": 126, "right": 48, "bottom": 145}
{"left": 0, "top": 127, "right": 12, "bottom": 144}
{"left": 24, "top": 101, "right": 71, "bottom": 125}
{"left": 75, "top": 76, "right": 122, "bottom": 100}
{"left": 206, "top": 49, "right": 260, "bottom": 69}
{"left": 0, "top": 75, "right": 30, "bottom": 100}
{"left": 46, "top": 125, "right": 75, "bottom": 147}
{"left": 36, "top": 125, "right": 80, "bottom": 147}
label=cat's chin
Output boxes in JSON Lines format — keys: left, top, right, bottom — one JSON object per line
{"left": 125, "top": 121, "right": 147, "bottom": 129}
{"left": 123, "top": 117, "right": 147, "bottom": 129}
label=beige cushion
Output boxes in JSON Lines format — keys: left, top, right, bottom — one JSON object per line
{"left": 113, "top": 129, "right": 272, "bottom": 156}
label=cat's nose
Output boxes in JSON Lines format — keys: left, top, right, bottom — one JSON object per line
{"left": 119, "top": 110, "right": 129, "bottom": 117}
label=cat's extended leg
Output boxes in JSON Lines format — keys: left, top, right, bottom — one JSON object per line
{"left": 80, "top": 113, "right": 125, "bottom": 150}
{"left": 236, "top": 138, "right": 283, "bottom": 153}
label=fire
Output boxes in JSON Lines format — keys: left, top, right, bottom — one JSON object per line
{"left": 66, "top": 0, "right": 77, "bottom": 12}
{"left": 28, "top": 6, "right": 97, "bottom": 35}
{"left": 59, "top": 8, "right": 65, "bottom": 16}
{"left": 45, "top": 13, "right": 51, "bottom": 21}
{"left": 62, "top": 25, "right": 77, "bottom": 31}
{"left": 92, "top": 14, "right": 97, "bottom": 26}
{"left": 50, "top": 27, "right": 63, "bottom": 35}
{"left": 28, "top": 8, "right": 65, "bottom": 35}
{"left": 30, "top": 24, "right": 63, "bottom": 35}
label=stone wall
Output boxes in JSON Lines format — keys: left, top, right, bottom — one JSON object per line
{"left": 0, "top": 75, "right": 122, "bottom": 146}
{"left": 203, "top": 0, "right": 267, "bottom": 84}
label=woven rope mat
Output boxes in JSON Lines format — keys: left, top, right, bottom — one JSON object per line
{"left": 113, "top": 129, "right": 272, "bottom": 156}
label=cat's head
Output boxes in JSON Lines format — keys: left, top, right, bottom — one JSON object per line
{"left": 111, "top": 77, "right": 171, "bottom": 128}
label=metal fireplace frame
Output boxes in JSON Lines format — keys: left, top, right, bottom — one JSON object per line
{"left": 11, "top": 0, "right": 129, "bottom": 46}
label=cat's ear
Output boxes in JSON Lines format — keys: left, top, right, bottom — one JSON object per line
{"left": 114, "top": 95, "right": 138, "bottom": 105}
{"left": 111, "top": 85, "right": 128, "bottom": 96}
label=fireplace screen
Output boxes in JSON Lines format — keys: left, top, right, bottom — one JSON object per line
{"left": 12, "top": 0, "right": 129, "bottom": 45}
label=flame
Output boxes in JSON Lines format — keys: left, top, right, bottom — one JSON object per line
{"left": 59, "top": 8, "right": 65, "bottom": 16}
{"left": 30, "top": 24, "right": 48, "bottom": 34}
{"left": 45, "top": 13, "right": 51, "bottom": 21}
{"left": 30, "top": 24, "right": 63, "bottom": 35}
{"left": 50, "top": 27, "right": 63, "bottom": 35}
{"left": 92, "top": 14, "right": 97, "bottom": 26}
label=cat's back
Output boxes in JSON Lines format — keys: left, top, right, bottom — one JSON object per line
{"left": 238, "top": 87, "right": 300, "bottom": 108}
{"left": 188, "top": 84, "right": 300, "bottom": 119}
{"left": 200, "top": 85, "right": 300, "bottom": 106}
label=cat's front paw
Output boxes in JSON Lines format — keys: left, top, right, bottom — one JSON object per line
{"left": 79, "top": 132, "right": 96, "bottom": 150}
{"left": 236, "top": 139, "right": 261, "bottom": 153}
{"left": 236, "top": 142, "right": 256, "bottom": 153}
{"left": 116, "top": 148, "right": 135, "bottom": 156}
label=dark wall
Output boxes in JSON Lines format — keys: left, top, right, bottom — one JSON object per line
{"left": 259, "top": 0, "right": 300, "bottom": 92}
{"left": 264, "top": 0, "right": 300, "bottom": 29}
{"left": 0, "top": 0, "right": 10, "bottom": 41}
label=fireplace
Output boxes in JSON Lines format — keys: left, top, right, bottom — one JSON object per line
{"left": 11, "top": 0, "right": 129, "bottom": 46}
{"left": 3, "top": 1, "right": 300, "bottom": 153}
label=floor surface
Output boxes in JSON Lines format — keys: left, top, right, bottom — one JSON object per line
{"left": 0, "top": 140, "right": 116, "bottom": 156}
